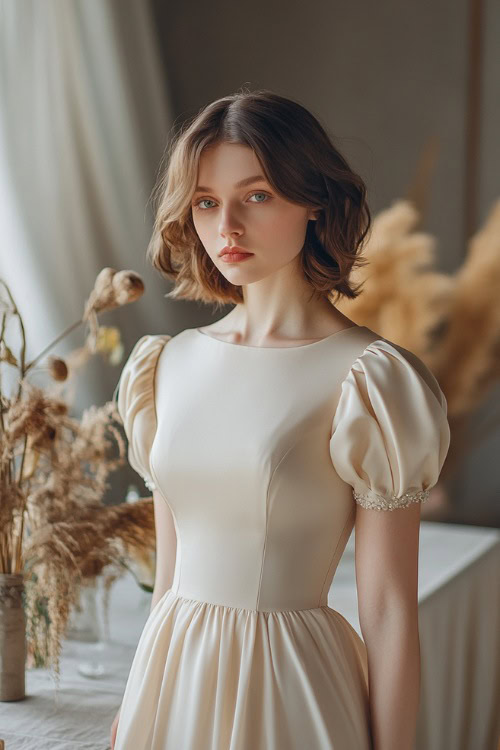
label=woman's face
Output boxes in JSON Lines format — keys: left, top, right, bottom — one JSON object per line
{"left": 190, "top": 142, "right": 318, "bottom": 284}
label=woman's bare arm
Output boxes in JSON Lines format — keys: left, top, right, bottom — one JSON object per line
{"left": 150, "top": 488, "right": 177, "bottom": 613}
{"left": 355, "top": 501, "right": 422, "bottom": 750}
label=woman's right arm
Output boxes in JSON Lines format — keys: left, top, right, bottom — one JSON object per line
{"left": 110, "top": 489, "right": 177, "bottom": 749}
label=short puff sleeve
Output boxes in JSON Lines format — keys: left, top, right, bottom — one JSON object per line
{"left": 329, "top": 339, "right": 450, "bottom": 510}
{"left": 113, "top": 334, "right": 171, "bottom": 492}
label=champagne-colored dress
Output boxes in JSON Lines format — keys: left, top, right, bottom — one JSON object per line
{"left": 112, "top": 324, "right": 450, "bottom": 750}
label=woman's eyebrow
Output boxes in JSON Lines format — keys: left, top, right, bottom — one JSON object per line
{"left": 193, "top": 175, "right": 267, "bottom": 194}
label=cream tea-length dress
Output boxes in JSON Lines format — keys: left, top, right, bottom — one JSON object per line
{"left": 112, "top": 324, "right": 450, "bottom": 750}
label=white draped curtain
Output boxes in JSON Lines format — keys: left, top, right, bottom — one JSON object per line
{"left": 0, "top": 0, "right": 174, "bottom": 409}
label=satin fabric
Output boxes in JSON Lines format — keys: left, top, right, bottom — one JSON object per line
{"left": 113, "top": 325, "right": 450, "bottom": 750}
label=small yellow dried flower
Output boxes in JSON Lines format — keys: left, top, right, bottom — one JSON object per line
{"left": 109, "top": 342, "right": 124, "bottom": 365}
{"left": 96, "top": 326, "right": 120, "bottom": 353}
{"left": 95, "top": 326, "right": 125, "bottom": 365}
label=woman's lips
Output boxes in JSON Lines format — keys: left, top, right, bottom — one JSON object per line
{"left": 220, "top": 252, "right": 254, "bottom": 263}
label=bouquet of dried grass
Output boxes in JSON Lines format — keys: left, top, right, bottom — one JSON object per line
{"left": 0, "top": 268, "right": 156, "bottom": 689}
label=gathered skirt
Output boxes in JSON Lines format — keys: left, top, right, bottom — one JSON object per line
{"left": 114, "top": 588, "right": 372, "bottom": 750}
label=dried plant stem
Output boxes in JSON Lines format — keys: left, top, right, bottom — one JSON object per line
{"left": 17, "top": 432, "right": 28, "bottom": 484}
{"left": 0, "top": 535, "right": 8, "bottom": 571}
{"left": 0, "top": 310, "right": 8, "bottom": 450}
{"left": 24, "top": 319, "right": 82, "bottom": 373}
{"left": 14, "top": 491, "right": 28, "bottom": 573}
{"left": 0, "top": 279, "right": 27, "bottom": 401}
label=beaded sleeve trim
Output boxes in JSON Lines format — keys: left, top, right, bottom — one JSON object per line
{"left": 142, "top": 475, "right": 156, "bottom": 492}
{"left": 353, "top": 488, "right": 430, "bottom": 510}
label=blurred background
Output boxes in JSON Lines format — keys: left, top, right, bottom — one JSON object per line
{"left": 0, "top": 0, "right": 499, "bottom": 527}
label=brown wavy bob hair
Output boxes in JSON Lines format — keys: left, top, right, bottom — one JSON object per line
{"left": 147, "top": 88, "right": 371, "bottom": 308}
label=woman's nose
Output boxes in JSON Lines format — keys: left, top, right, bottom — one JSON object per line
{"left": 218, "top": 207, "right": 244, "bottom": 237}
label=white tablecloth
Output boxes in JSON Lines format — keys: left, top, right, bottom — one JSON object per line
{"left": 1, "top": 521, "right": 499, "bottom": 750}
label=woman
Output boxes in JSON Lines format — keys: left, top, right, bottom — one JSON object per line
{"left": 110, "top": 89, "right": 450, "bottom": 750}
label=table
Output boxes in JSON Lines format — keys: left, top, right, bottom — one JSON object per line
{"left": 1, "top": 521, "right": 499, "bottom": 750}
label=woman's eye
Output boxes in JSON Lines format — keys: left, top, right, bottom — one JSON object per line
{"left": 248, "top": 192, "right": 270, "bottom": 203}
{"left": 193, "top": 192, "right": 271, "bottom": 211}
{"left": 196, "top": 198, "right": 216, "bottom": 210}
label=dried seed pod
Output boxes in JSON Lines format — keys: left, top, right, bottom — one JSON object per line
{"left": 48, "top": 356, "right": 68, "bottom": 381}
{"left": 83, "top": 268, "right": 144, "bottom": 319}
{"left": 111, "top": 271, "right": 144, "bottom": 307}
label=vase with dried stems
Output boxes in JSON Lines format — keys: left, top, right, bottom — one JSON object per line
{"left": 0, "top": 268, "right": 159, "bottom": 701}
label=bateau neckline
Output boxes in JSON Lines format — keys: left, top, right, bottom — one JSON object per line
{"left": 193, "top": 325, "right": 367, "bottom": 350}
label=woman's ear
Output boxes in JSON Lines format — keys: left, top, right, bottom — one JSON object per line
{"left": 308, "top": 208, "right": 320, "bottom": 221}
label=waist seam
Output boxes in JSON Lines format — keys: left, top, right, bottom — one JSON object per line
{"left": 169, "top": 589, "right": 331, "bottom": 615}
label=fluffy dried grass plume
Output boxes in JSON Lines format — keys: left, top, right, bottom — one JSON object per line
{"left": 23, "top": 489, "right": 158, "bottom": 683}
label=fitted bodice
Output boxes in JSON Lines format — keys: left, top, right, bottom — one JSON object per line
{"left": 130, "top": 324, "right": 450, "bottom": 612}
{"left": 150, "top": 328, "right": 369, "bottom": 611}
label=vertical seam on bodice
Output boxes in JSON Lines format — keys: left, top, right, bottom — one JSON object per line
{"left": 256, "top": 438, "right": 301, "bottom": 609}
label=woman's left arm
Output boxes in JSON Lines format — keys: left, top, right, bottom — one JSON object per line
{"left": 355, "top": 501, "right": 423, "bottom": 750}
{"left": 329, "top": 338, "right": 451, "bottom": 747}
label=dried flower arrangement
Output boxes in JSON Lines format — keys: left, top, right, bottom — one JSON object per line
{"left": 336, "top": 197, "right": 500, "bottom": 516}
{"left": 0, "top": 268, "right": 157, "bottom": 690}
